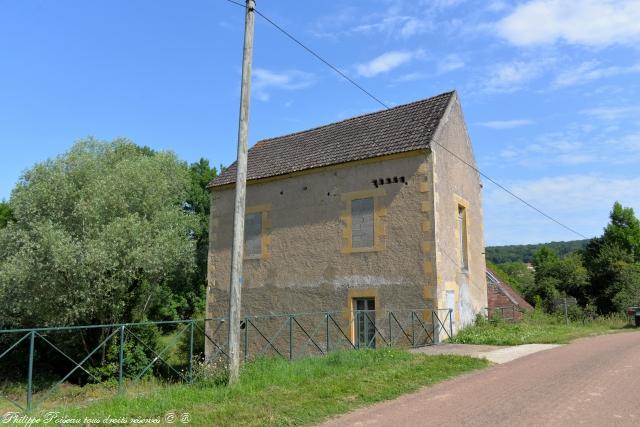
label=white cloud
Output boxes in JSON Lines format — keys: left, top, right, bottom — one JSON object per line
{"left": 490, "top": 125, "right": 640, "bottom": 168}
{"left": 313, "top": 3, "right": 431, "bottom": 40}
{"left": 581, "top": 105, "right": 640, "bottom": 121}
{"left": 484, "top": 174, "right": 640, "bottom": 244}
{"left": 351, "top": 16, "right": 430, "bottom": 39}
{"left": 311, "top": 0, "right": 467, "bottom": 41}
{"left": 437, "top": 54, "right": 465, "bottom": 73}
{"left": 252, "top": 69, "right": 315, "bottom": 101}
{"left": 483, "top": 59, "right": 551, "bottom": 93}
{"left": 486, "top": 1, "right": 509, "bottom": 13}
{"left": 394, "top": 72, "right": 429, "bottom": 82}
{"left": 477, "top": 119, "right": 533, "bottom": 129}
{"left": 356, "top": 51, "right": 418, "bottom": 77}
{"left": 398, "top": 17, "right": 428, "bottom": 38}
{"left": 497, "top": 0, "right": 640, "bottom": 47}
{"left": 554, "top": 61, "right": 640, "bottom": 87}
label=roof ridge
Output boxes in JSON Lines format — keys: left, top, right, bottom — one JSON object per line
{"left": 255, "top": 90, "right": 455, "bottom": 147}
{"left": 210, "top": 90, "right": 456, "bottom": 188}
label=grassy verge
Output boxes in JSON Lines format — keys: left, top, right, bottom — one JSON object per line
{"left": 28, "top": 349, "right": 487, "bottom": 426}
{"left": 449, "top": 311, "right": 630, "bottom": 345}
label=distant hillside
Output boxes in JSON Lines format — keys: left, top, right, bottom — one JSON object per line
{"left": 486, "top": 239, "right": 590, "bottom": 264}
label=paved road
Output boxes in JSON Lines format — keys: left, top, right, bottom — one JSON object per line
{"left": 323, "top": 331, "right": 640, "bottom": 427}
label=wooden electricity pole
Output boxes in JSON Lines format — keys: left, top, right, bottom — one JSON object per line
{"left": 228, "top": 0, "right": 255, "bottom": 385}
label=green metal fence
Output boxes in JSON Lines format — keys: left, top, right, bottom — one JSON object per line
{"left": 0, "top": 308, "right": 452, "bottom": 413}
{"left": 485, "top": 306, "right": 523, "bottom": 321}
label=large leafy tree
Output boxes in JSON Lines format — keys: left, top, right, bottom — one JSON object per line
{"left": 584, "top": 202, "right": 640, "bottom": 313}
{"left": 0, "top": 201, "right": 11, "bottom": 228}
{"left": 497, "top": 261, "right": 535, "bottom": 294}
{"left": 187, "top": 158, "right": 217, "bottom": 287}
{"left": 0, "top": 139, "right": 198, "bottom": 328}
{"left": 523, "top": 246, "right": 589, "bottom": 310}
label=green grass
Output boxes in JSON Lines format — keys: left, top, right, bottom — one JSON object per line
{"left": 450, "top": 312, "right": 630, "bottom": 346}
{"left": 34, "top": 349, "right": 488, "bottom": 426}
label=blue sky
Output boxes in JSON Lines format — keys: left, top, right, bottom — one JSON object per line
{"left": 1, "top": 0, "right": 639, "bottom": 245}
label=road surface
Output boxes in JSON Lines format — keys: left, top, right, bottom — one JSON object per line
{"left": 323, "top": 331, "right": 640, "bottom": 426}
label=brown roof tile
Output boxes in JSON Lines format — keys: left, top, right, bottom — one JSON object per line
{"left": 210, "top": 91, "right": 455, "bottom": 187}
{"left": 486, "top": 267, "right": 534, "bottom": 311}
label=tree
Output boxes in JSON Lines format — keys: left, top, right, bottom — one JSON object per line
{"left": 0, "top": 139, "right": 198, "bottom": 328}
{"left": 525, "top": 246, "right": 589, "bottom": 310}
{"left": 170, "top": 158, "right": 218, "bottom": 318}
{"left": 601, "top": 202, "right": 640, "bottom": 261}
{"left": 0, "top": 201, "right": 11, "bottom": 228}
{"left": 584, "top": 202, "right": 640, "bottom": 313}
{"left": 497, "top": 261, "right": 535, "bottom": 295}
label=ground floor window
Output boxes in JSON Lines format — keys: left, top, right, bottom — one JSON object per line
{"left": 353, "top": 298, "right": 376, "bottom": 349}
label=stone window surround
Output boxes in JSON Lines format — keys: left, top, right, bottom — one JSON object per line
{"left": 244, "top": 204, "right": 271, "bottom": 260}
{"left": 345, "top": 288, "right": 379, "bottom": 345}
{"left": 340, "top": 188, "right": 386, "bottom": 254}
{"left": 453, "top": 194, "right": 470, "bottom": 273}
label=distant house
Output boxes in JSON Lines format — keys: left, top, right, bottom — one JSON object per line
{"left": 486, "top": 268, "right": 533, "bottom": 320}
{"left": 206, "top": 91, "right": 487, "bottom": 353}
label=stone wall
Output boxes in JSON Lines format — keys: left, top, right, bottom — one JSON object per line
{"left": 431, "top": 95, "right": 488, "bottom": 336}
{"left": 206, "top": 152, "right": 438, "bottom": 357}
{"left": 487, "top": 282, "right": 525, "bottom": 321}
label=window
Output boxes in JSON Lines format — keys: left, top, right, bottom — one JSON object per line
{"left": 458, "top": 205, "right": 468, "bottom": 270}
{"left": 351, "top": 197, "right": 374, "bottom": 248}
{"left": 353, "top": 298, "right": 376, "bottom": 349}
{"left": 341, "top": 189, "right": 385, "bottom": 253}
{"left": 245, "top": 212, "right": 262, "bottom": 257}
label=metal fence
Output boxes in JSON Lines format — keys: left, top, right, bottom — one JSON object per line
{"left": 485, "top": 306, "right": 523, "bottom": 322}
{"left": 0, "top": 308, "right": 452, "bottom": 413}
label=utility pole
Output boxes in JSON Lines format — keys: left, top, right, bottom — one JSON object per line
{"left": 228, "top": 0, "right": 255, "bottom": 385}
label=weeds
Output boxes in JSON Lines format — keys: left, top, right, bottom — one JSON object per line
{"left": 450, "top": 309, "right": 629, "bottom": 346}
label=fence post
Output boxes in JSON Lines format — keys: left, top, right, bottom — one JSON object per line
{"left": 289, "top": 315, "right": 293, "bottom": 360}
{"left": 26, "top": 330, "right": 35, "bottom": 413}
{"left": 118, "top": 325, "right": 125, "bottom": 393}
{"left": 353, "top": 311, "right": 358, "bottom": 349}
{"left": 449, "top": 309, "right": 453, "bottom": 338}
{"left": 188, "top": 320, "right": 195, "bottom": 383}
{"left": 243, "top": 318, "right": 249, "bottom": 362}
{"left": 432, "top": 311, "right": 436, "bottom": 344}
{"left": 325, "top": 314, "right": 330, "bottom": 353}
{"left": 411, "top": 312, "right": 415, "bottom": 347}
{"left": 388, "top": 311, "right": 392, "bottom": 347}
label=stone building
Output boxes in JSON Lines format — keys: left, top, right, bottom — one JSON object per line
{"left": 206, "top": 91, "right": 487, "bottom": 354}
{"left": 486, "top": 268, "right": 533, "bottom": 321}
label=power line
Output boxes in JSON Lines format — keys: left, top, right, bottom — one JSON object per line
{"left": 223, "top": 0, "right": 246, "bottom": 8}
{"left": 222, "top": 0, "right": 588, "bottom": 240}
{"left": 432, "top": 144, "right": 588, "bottom": 239}
{"left": 253, "top": 10, "right": 390, "bottom": 110}
{"left": 223, "top": 0, "right": 390, "bottom": 109}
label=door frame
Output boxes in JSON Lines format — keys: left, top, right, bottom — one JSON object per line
{"left": 347, "top": 289, "right": 379, "bottom": 347}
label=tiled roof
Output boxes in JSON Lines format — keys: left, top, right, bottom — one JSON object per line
{"left": 209, "top": 91, "right": 455, "bottom": 187}
{"left": 486, "top": 268, "right": 534, "bottom": 311}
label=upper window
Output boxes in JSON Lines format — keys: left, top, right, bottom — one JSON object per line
{"left": 351, "top": 197, "right": 375, "bottom": 249}
{"left": 458, "top": 205, "right": 468, "bottom": 270}
{"left": 341, "top": 189, "right": 385, "bottom": 253}
{"left": 245, "top": 212, "right": 262, "bottom": 257}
